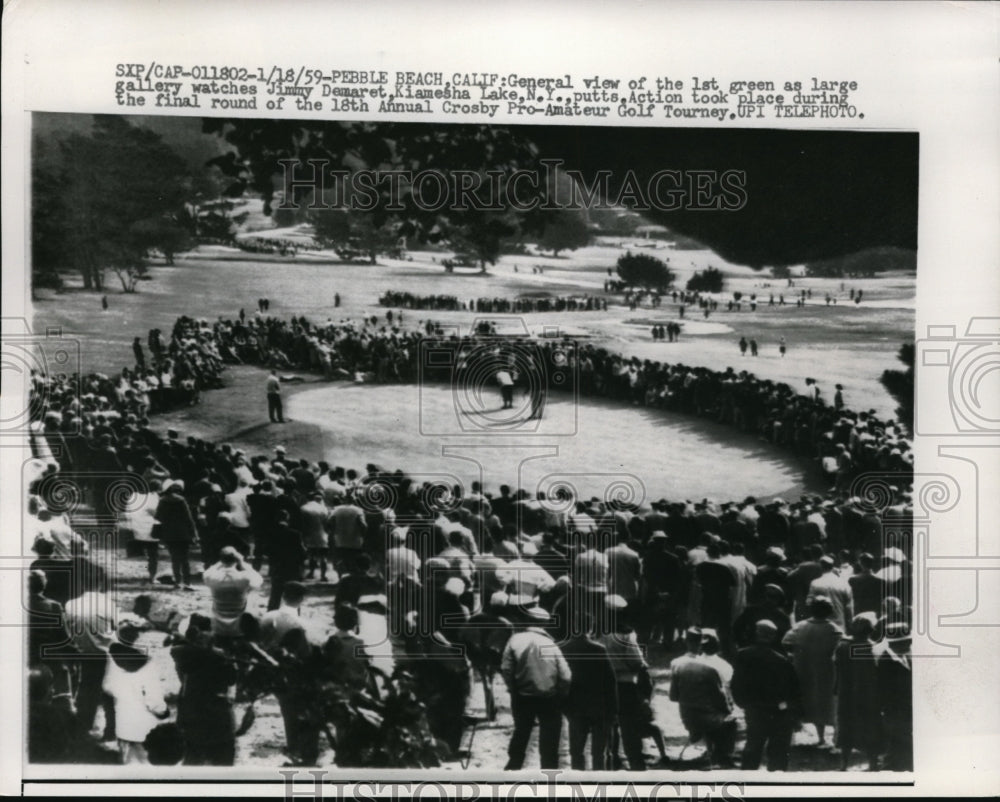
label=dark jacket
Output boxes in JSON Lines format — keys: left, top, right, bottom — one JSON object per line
{"left": 155, "top": 492, "right": 197, "bottom": 542}
{"left": 563, "top": 634, "right": 618, "bottom": 719}
{"left": 171, "top": 643, "right": 237, "bottom": 745}
{"left": 732, "top": 643, "right": 801, "bottom": 713}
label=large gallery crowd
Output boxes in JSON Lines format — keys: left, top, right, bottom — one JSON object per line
{"left": 24, "top": 310, "right": 913, "bottom": 772}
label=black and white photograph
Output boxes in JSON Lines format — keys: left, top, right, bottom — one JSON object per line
{"left": 22, "top": 113, "right": 919, "bottom": 775}
{"left": 2, "top": 2, "right": 998, "bottom": 798}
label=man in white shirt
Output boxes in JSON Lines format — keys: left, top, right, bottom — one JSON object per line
{"left": 497, "top": 369, "right": 515, "bottom": 409}
{"left": 266, "top": 370, "right": 284, "bottom": 423}
{"left": 203, "top": 547, "right": 264, "bottom": 636}
{"left": 64, "top": 590, "right": 118, "bottom": 738}
{"left": 330, "top": 498, "right": 368, "bottom": 572}
{"left": 259, "top": 581, "right": 307, "bottom": 651}
{"left": 807, "top": 555, "right": 854, "bottom": 630}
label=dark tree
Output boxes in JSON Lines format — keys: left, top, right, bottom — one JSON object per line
{"left": 537, "top": 209, "right": 590, "bottom": 256}
{"left": 447, "top": 212, "right": 520, "bottom": 272}
{"left": 31, "top": 144, "right": 66, "bottom": 290}
{"left": 312, "top": 208, "right": 401, "bottom": 265}
{"left": 32, "top": 115, "right": 195, "bottom": 291}
{"left": 880, "top": 342, "right": 915, "bottom": 434}
{"left": 203, "top": 120, "right": 917, "bottom": 269}
{"left": 616, "top": 251, "right": 674, "bottom": 290}
{"left": 686, "top": 266, "right": 724, "bottom": 293}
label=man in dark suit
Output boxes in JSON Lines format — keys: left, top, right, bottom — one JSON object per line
{"left": 267, "top": 510, "right": 306, "bottom": 611}
{"left": 877, "top": 624, "right": 913, "bottom": 771}
{"left": 154, "top": 481, "right": 198, "bottom": 589}
{"left": 731, "top": 619, "right": 802, "bottom": 771}
{"left": 640, "top": 532, "right": 682, "bottom": 646}
{"left": 563, "top": 618, "right": 618, "bottom": 770}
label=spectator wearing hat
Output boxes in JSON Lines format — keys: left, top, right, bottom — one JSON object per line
{"left": 563, "top": 613, "right": 618, "bottom": 770}
{"left": 749, "top": 548, "right": 791, "bottom": 610}
{"left": 694, "top": 541, "right": 736, "bottom": 653}
{"left": 834, "top": 612, "right": 882, "bottom": 770}
{"left": 872, "top": 596, "right": 908, "bottom": 645}
{"left": 781, "top": 596, "right": 843, "bottom": 747}
{"left": 787, "top": 544, "right": 825, "bottom": 622}
{"left": 101, "top": 623, "right": 168, "bottom": 764}
{"left": 639, "top": 531, "right": 682, "bottom": 647}
{"left": 154, "top": 481, "right": 198, "bottom": 589}
{"left": 170, "top": 615, "right": 238, "bottom": 765}
{"left": 607, "top": 529, "right": 642, "bottom": 616}
{"left": 876, "top": 547, "right": 908, "bottom": 603}
{"left": 599, "top": 596, "right": 649, "bottom": 771}
{"left": 731, "top": 620, "right": 801, "bottom": 771}
{"left": 733, "top": 584, "right": 791, "bottom": 649}
{"left": 807, "top": 555, "right": 853, "bottom": 630}
{"left": 876, "top": 623, "right": 912, "bottom": 770}
{"left": 463, "top": 592, "right": 515, "bottom": 722}
{"left": 386, "top": 527, "right": 421, "bottom": 585}
{"left": 501, "top": 605, "right": 571, "bottom": 770}
{"left": 670, "top": 627, "right": 735, "bottom": 767}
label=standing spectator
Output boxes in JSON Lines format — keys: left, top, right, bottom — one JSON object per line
{"left": 563, "top": 617, "right": 618, "bottom": 770}
{"left": 132, "top": 337, "right": 145, "bottom": 370}
{"left": 807, "top": 555, "right": 854, "bottom": 631}
{"left": 834, "top": 612, "right": 882, "bottom": 770}
{"left": 607, "top": 531, "right": 642, "bottom": 618}
{"left": 298, "top": 492, "right": 330, "bottom": 581}
{"left": 500, "top": 606, "right": 571, "bottom": 770}
{"left": 599, "top": 600, "right": 649, "bottom": 771}
{"left": 787, "top": 544, "right": 824, "bottom": 621}
{"left": 102, "top": 624, "right": 169, "bottom": 764}
{"left": 322, "top": 604, "right": 372, "bottom": 694}
{"left": 329, "top": 497, "right": 368, "bottom": 574}
{"left": 122, "top": 481, "right": 161, "bottom": 584}
{"left": 695, "top": 542, "right": 736, "bottom": 652}
{"left": 670, "top": 628, "right": 735, "bottom": 767}
{"left": 64, "top": 587, "right": 118, "bottom": 741}
{"left": 639, "top": 531, "right": 682, "bottom": 647}
{"left": 876, "top": 624, "right": 913, "bottom": 771}
{"left": 259, "top": 581, "right": 307, "bottom": 652}
{"left": 260, "top": 582, "right": 320, "bottom": 766}
{"left": 731, "top": 620, "right": 801, "bottom": 771}
{"left": 203, "top": 547, "right": 264, "bottom": 636}
{"left": 170, "top": 615, "right": 238, "bottom": 765}
{"left": 733, "top": 584, "right": 791, "bottom": 649}
{"left": 267, "top": 510, "right": 306, "bottom": 611}
{"left": 781, "top": 596, "right": 843, "bottom": 747}
{"left": 26, "top": 570, "right": 73, "bottom": 706}
{"left": 154, "top": 480, "right": 198, "bottom": 590}
{"left": 848, "top": 553, "right": 884, "bottom": 616}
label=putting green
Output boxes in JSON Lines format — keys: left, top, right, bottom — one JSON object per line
{"left": 287, "top": 381, "right": 822, "bottom": 504}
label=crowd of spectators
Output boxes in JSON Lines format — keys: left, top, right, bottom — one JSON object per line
{"left": 24, "top": 310, "right": 914, "bottom": 770}
{"left": 235, "top": 236, "right": 323, "bottom": 257}
{"left": 380, "top": 292, "right": 610, "bottom": 314}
